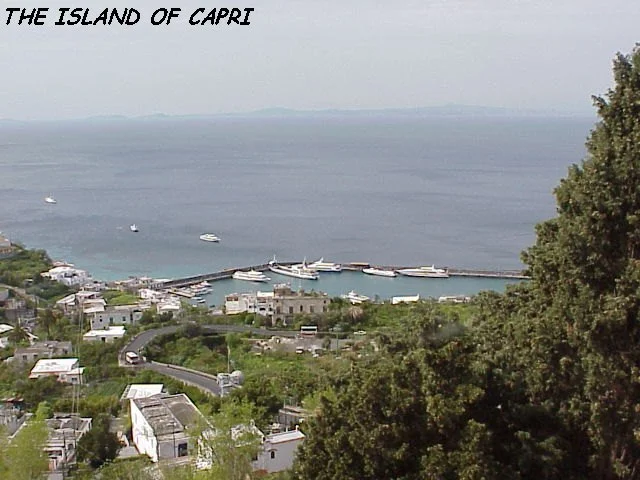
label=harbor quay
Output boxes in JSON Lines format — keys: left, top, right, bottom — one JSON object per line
{"left": 151, "top": 261, "right": 529, "bottom": 290}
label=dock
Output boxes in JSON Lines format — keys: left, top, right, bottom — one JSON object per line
{"left": 151, "top": 262, "right": 529, "bottom": 290}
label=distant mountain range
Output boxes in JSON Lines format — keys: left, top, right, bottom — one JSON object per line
{"left": 0, "top": 105, "right": 593, "bottom": 123}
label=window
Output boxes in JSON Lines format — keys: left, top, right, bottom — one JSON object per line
{"left": 276, "top": 306, "right": 281, "bottom": 314}
{"left": 309, "top": 306, "right": 314, "bottom": 313}
{"left": 289, "top": 306, "right": 293, "bottom": 314}
{"left": 299, "top": 305, "right": 303, "bottom": 313}
{"left": 270, "top": 451, "right": 276, "bottom": 459}
{"left": 323, "top": 306, "right": 327, "bottom": 313}
{"left": 177, "top": 443, "right": 188, "bottom": 457}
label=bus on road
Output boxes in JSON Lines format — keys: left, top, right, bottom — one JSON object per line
{"left": 125, "top": 351, "right": 141, "bottom": 365}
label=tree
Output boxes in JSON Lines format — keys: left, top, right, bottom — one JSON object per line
{"left": 519, "top": 46, "right": 640, "bottom": 479}
{"left": 2, "top": 418, "right": 49, "bottom": 480}
{"left": 77, "top": 414, "right": 120, "bottom": 469}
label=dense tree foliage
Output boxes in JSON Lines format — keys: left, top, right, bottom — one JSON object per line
{"left": 78, "top": 413, "right": 121, "bottom": 469}
{"left": 294, "top": 46, "right": 640, "bottom": 480}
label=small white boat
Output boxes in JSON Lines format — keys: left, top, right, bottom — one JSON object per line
{"left": 44, "top": 196, "right": 57, "bottom": 204}
{"left": 200, "top": 233, "right": 220, "bottom": 243}
{"left": 341, "top": 290, "right": 370, "bottom": 304}
{"left": 130, "top": 224, "right": 139, "bottom": 232}
{"left": 396, "top": 265, "right": 449, "bottom": 278}
{"left": 308, "top": 258, "right": 342, "bottom": 272}
{"left": 268, "top": 257, "right": 318, "bottom": 280}
{"left": 197, "top": 299, "right": 207, "bottom": 304}
{"left": 233, "top": 270, "right": 271, "bottom": 282}
{"left": 362, "top": 267, "right": 397, "bottom": 277}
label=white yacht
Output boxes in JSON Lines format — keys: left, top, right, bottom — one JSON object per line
{"left": 362, "top": 267, "right": 397, "bottom": 277}
{"left": 130, "top": 224, "right": 139, "bottom": 233}
{"left": 341, "top": 290, "right": 370, "bottom": 304}
{"left": 396, "top": 265, "right": 449, "bottom": 278}
{"left": 268, "top": 257, "right": 319, "bottom": 280}
{"left": 233, "top": 270, "right": 271, "bottom": 282}
{"left": 308, "top": 258, "right": 342, "bottom": 272}
{"left": 199, "top": 233, "right": 220, "bottom": 243}
{"left": 44, "top": 196, "right": 57, "bottom": 204}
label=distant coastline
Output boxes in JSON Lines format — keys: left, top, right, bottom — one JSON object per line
{"left": 0, "top": 104, "right": 595, "bottom": 124}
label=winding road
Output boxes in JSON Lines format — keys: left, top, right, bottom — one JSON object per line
{"left": 121, "top": 323, "right": 299, "bottom": 396}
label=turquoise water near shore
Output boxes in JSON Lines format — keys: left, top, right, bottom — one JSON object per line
{"left": 191, "top": 271, "right": 523, "bottom": 307}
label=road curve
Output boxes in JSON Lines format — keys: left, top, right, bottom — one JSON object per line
{"left": 120, "top": 323, "right": 299, "bottom": 396}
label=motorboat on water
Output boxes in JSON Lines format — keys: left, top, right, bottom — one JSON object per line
{"left": 199, "top": 233, "right": 220, "bottom": 243}
{"left": 308, "top": 258, "right": 342, "bottom": 272}
{"left": 341, "top": 290, "right": 370, "bottom": 304}
{"left": 233, "top": 270, "right": 271, "bottom": 282}
{"left": 130, "top": 224, "right": 139, "bottom": 232}
{"left": 362, "top": 267, "right": 397, "bottom": 277}
{"left": 268, "top": 257, "right": 319, "bottom": 280}
{"left": 44, "top": 196, "right": 57, "bottom": 204}
{"left": 396, "top": 265, "right": 449, "bottom": 278}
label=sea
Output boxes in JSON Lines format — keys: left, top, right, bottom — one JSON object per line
{"left": 0, "top": 114, "right": 594, "bottom": 305}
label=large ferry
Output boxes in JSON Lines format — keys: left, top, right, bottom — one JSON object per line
{"left": 362, "top": 267, "right": 397, "bottom": 277}
{"left": 396, "top": 265, "right": 449, "bottom": 278}
{"left": 308, "top": 258, "right": 342, "bottom": 272}
{"left": 268, "top": 257, "right": 319, "bottom": 280}
{"left": 233, "top": 270, "right": 271, "bottom": 282}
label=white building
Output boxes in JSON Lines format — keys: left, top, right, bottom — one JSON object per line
{"left": 42, "top": 266, "right": 91, "bottom": 287}
{"left": 254, "top": 429, "right": 305, "bottom": 474}
{"left": 29, "top": 358, "right": 84, "bottom": 384}
{"left": 89, "top": 305, "right": 143, "bottom": 330}
{"left": 83, "top": 325, "right": 126, "bottom": 343}
{"left": 131, "top": 393, "right": 204, "bottom": 463}
{"left": 121, "top": 384, "right": 164, "bottom": 401}
{"left": 225, "top": 291, "right": 275, "bottom": 316}
{"left": 391, "top": 294, "right": 420, "bottom": 305}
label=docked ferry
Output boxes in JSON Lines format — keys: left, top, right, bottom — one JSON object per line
{"left": 396, "top": 265, "right": 449, "bottom": 278}
{"left": 233, "top": 270, "right": 271, "bottom": 282}
{"left": 362, "top": 267, "right": 397, "bottom": 277}
{"left": 308, "top": 258, "right": 342, "bottom": 272}
{"left": 268, "top": 257, "right": 319, "bottom": 280}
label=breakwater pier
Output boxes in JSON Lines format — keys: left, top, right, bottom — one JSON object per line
{"left": 151, "top": 262, "right": 529, "bottom": 290}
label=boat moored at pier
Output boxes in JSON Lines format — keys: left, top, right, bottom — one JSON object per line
{"left": 233, "top": 270, "right": 271, "bottom": 282}
{"left": 308, "top": 258, "right": 342, "bottom": 272}
{"left": 268, "top": 257, "right": 319, "bottom": 280}
{"left": 362, "top": 267, "right": 397, "bottom": 277}
{"left": 396, "top": 265, "right": 449, "bottom": 278}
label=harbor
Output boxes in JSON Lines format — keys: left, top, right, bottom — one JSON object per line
{"left": 150, "top": 262, "right": 528, "bottom": 308}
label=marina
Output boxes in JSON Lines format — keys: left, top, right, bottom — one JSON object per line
{"left": 150, "top": 261, "right": 528, "bottom": 307}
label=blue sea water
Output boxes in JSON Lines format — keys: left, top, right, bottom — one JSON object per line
{"left": 0, "top": 115, "right": 594, "bottom": 299}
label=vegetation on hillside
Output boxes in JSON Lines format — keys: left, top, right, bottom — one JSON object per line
{"left": 292, "top": 46, "right": 640, "bottom": 480}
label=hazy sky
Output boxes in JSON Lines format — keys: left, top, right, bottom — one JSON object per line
{"left": 1, "top": 0, "right": 638, "bottom": 119}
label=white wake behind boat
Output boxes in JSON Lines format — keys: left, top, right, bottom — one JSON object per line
{"left": 199, "top": 233, "right": 220, "bottom": 243}
{"left": 130, "top": 224, "right": 139, "bottom": 232}
{"left": 362, "top": 267, "right": 397, "bottom": 277}
{"left": 308, "top": 258, "right": 342, "bottom": 272}
{"left": 268, "top": 257, "right": 319, "bottom": 280}
{"left": 341, "top": 290, "right": 370, "bottom": 304}
{"left": 44, "top": 196, "right": 57, "bottom": 204}
{"left": 396, "top": 265, "right": 449, "bottom": 278}
{"left": 233, "top": 270, "right": 271, "bottom": 282}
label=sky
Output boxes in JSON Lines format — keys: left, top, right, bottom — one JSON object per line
{"left": 0, "top": 0, "right": 639, "bottom": 120}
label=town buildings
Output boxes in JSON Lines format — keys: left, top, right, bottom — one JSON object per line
{"left": 14, "top": 341, "right": 73, "bottom": 364}
{"left": 225, "top": 284, "right": 330, "bottom": 325}
{"left": 45, "top": 415, "right": 92, "bottom": 477}
{"left": 130, "top": 393, "right": 203, "bottom": 463}
{"left": 83, "top": 325, "right": 126, "bottom": 343}
{"left": 42, "top": 265, "right": 91, "bottom": 287}
{"left": 29, "top": 358, "right": 84, "bottom": 384}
